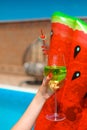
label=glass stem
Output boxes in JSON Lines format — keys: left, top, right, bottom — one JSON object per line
{"left": 54, "top": 91, "right": 58, "bottom": 114}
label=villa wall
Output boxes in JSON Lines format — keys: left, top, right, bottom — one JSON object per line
{"left": 0, "top": 19, "right": 51, "bottom": 76}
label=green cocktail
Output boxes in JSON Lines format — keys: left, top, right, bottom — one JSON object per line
{"left": 44, "top": 66, "right": 67, "bottom": 91}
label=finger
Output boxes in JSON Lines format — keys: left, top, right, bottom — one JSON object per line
{"left": 42, "top": 73, "right": 52, "bottom": 86}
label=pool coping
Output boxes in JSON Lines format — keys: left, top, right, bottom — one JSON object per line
{"left": 0, "top": 84, "right": 37, "bottom": 94}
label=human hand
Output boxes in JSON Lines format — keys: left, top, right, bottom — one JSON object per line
{"left": 38, "top": 74, "right": 53, "bottom": 100}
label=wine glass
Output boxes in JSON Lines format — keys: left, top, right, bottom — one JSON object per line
{"left": 44, "top": 51, "right": 67, "bottom": 121}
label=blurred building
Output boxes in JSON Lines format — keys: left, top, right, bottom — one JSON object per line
{"left": 0, "top": 17, "right": 86, "bottom": 77}
{"left": 0, "top": 19, "right": 51, "bottom": 76}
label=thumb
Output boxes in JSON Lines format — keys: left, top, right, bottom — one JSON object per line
{"left": 42, "top": 73, "right": 52, "bottom": 87}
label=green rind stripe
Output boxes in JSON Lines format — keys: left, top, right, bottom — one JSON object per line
{"left": 75, "top": 19, "right": 87, "bottom": 33}
{"left": 51, "top": 12, "right": 76, "bottom": 29}
{"left": 51, "top": 12, "right": 87, "bottom": 34}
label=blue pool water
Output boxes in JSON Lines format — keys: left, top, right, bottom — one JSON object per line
{"left": 0, "top": 88, "right": 35, "bottom": 130}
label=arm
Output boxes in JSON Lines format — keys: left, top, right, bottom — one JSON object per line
{"left": 11, "top": 75, "right": 52, "bottom": 130}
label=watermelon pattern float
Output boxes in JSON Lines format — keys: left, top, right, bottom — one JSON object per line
{"left": 34, "top": 12, "right": 87, "bottom": 130}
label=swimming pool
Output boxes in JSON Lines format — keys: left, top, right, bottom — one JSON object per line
{"left": 0, "top": 85, "right": 35, "bottom": 130}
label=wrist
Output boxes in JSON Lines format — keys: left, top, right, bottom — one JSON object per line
{"left": 39, "top": 85, "right": 52, "bottom": 100}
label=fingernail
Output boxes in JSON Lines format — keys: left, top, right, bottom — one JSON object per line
{"left": 48, "top": 73, "right": 53, "bottom": 78}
